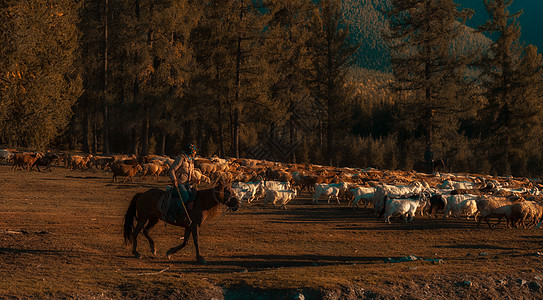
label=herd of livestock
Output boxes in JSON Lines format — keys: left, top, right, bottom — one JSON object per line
{"left": 2, "top": 148, "right": 543, "bottom": 230}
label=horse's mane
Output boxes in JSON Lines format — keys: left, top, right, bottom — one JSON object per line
{"left": 205, "top": 203, "right": 222, "bottom": 220}
{"left": 199, "top": 181, "right": 228, "bottom": 221}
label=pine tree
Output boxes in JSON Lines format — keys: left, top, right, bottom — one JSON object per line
{"left": 266, "top": 0, "right": 314, "bottom": 162}
{"left": 106, "top": 0, "right": 199, "bottom": 155}
{"left": 189, "top": 0, "right": 273, "bottom": 159}
{"left": 307, "top": 0, "right": 358, "bottom": 165}
{"left": 384, "top": 0, "right": 474, "bottom": 161}
{"left": 0, "top": 1, "right": 83, "bottom": 148}
{"left": 477, "top": 0, "right": 543, "bottom": 176}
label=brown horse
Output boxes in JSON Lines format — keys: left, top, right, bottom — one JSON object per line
{"left": 123, "top": 181, "right": 239, "bottom": 264}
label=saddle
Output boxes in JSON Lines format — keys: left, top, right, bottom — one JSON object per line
{"left": 158, "top": 185, "right": 196, "bottom": 225}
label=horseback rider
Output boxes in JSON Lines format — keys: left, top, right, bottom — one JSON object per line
{"left": 168, "top": 144, "right": 197, "bottom": 226}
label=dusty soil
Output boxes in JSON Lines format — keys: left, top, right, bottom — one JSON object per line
{"left": 1, "top": 163, "right": 543, "bottom": 299}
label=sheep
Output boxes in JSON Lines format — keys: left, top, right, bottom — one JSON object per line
{"left": 110, "top": 163, "right": 142, "bottom": 183}
{"left": 111, "top": 154, "right": 136, "bottom": 165}
{"left": 262, "top": 181, "right": 291, "bottom": 192}
{"left": 217, "top": 171, "right": 234, "bottom": 183}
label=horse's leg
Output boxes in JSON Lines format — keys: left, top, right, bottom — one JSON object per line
{"left": 142, "top": 216, "right": 159, "bottom": 256}
{"left": 131, "top": 221, "right": 145, "bottom": 258}
{"left": 191, "top": 225, "right": 207, "bottom": 264}
{"left": 166, "top": 227, "right": 192, "bottom": 260}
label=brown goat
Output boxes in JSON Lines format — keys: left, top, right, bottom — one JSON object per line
{"left": 11, "top": 152, "right": 42, "bottom": 171}
{"left": 140, "top": 162, "right": 168, "bottom": 181}
{"left": 110, "top": 163, "right": 142, "bottom": 183}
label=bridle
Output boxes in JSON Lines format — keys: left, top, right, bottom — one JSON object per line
{"left": 208, "top": 184, "right": 239, "bottom": 226}
{"left": 212, "top": 184, "right": 237, "bottom": 206}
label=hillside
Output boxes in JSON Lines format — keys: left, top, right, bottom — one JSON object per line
{"left": 461, "top": 0, "right": 543, "bottom": 51}
{"left": 342, "top": 0, "right": 541, "bottom": 72}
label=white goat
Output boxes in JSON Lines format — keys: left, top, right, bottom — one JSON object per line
{"left": 263, "top": 189, "right": 297, "bottom": 209}
{"left": 349, "top": 186, "right": 376, "bottom": 208}
{"left": 381, "top": 194, "right": 427, "bottom": 223}
{"left": 373, "top": 182, "right": 425, "bottom": 214}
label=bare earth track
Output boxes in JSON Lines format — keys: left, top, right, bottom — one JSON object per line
{"left": 1, "top": 163, "right": 542, "bottom": 299}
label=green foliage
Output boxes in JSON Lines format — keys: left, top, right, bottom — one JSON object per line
{"left": 476, "top": 0, "right": 543, "bottom": 176}
{"left": 3, "top": 0, "right": 543, "bottom": 179}
{"left": 0, "top": 1, "right": 82, "bottom": 148}
{"left": 384, "top": 0, "right": 477, "bottom": 153}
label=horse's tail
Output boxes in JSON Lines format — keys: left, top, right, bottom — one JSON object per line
{"left": 123, "top": 193, "right": 141, "bottom": 246}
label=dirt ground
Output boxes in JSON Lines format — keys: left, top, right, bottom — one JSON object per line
{"left": 1, "top": 163, "right": 543, "bottom": 299}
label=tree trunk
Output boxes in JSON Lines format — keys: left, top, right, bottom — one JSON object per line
{"left": 92, "top": 121, "right": 97, "bottom": 154}
{"left": 159, "top": 131, "right": 166, "bottom": 156}
{"left": 102, "top": 0, "right": 110, "bottom": 155}
{"left": 82, "top": 110, "right": 90, "bottom": 153}
{"left": 103, "top": 104, "right": 109, "bottom": 154}
{"left": 141, "top": 112, "right": 149, "bottom": 155}
{"left": 131, "top": 127, "right": 138, "bottom": 156}
{"left": 233, "top": 107, "right": 240, "bottom": 158}
{"left": 218, "top": 97, "right": 225, "bottom": 157}
{"left": 232, "top": 0, "right": 243, "bottom": 159}
{"left": 289, "top": 102, "right": 296, "bottom": 163}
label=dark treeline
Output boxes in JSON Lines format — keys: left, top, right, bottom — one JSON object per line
{"left": 1, "top": 0, "right": 543, "bottom": 178}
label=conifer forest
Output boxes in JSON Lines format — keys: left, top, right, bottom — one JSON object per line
{"left": 2, "top": 0, "right": 543, "bottom": 178}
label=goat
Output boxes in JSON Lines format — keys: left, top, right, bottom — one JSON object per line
{"left": 509, "top": 201, "right": 543, "bottom": 229}
{"left": 379, "top": 194, "right": 428, "bottom": 223}
{"left": 349, "top": 186, "right": 376, "bottom": 208}
{"left": 140, "top": 162, "right": 168, "bottom": 181}
{"left": 443, "top": 194, "right": 479, "bottom": 220}
{"left": 312, "top": 183, "right": 346, "bottom": 204}
{"left": 110, "top": 163, "right": 142, "bottom": 183}
{"left": 31, "top": 152, "right": 58, "bottom": 171}
{"left": 11, "top": 152, "right": 42, "bottom": 171}
{"left": 476, "top": 196, "right": 520, "bottom": 229}
{"left": 263, "top": 189, "right": 297, "bottom": 209}
{"left": 0, "top": 149, "right": 14, "bottom": 162}
{"left": 372, "top": 182, "right": 425, "bottom": 214}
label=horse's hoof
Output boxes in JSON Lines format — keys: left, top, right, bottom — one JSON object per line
{"left": 133, "top": 252, "right": 141, "bottom": 259}
{"left": 197, "top": 257, "right": 207, "bottom": 264}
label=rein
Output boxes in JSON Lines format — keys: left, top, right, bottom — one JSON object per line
{"left": 208, "top": 206, "right": 233, "bottom": 226}
{"left": 208, "top": 184, "right": 234, "bottom": 226}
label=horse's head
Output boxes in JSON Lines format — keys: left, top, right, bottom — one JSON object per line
{"left": 215, "top": 180, "right": 240, "bottom": 211}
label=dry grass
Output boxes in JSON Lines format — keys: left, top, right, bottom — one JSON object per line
{"left": 0, "top": 163, "right": 542, "bottom": 299}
